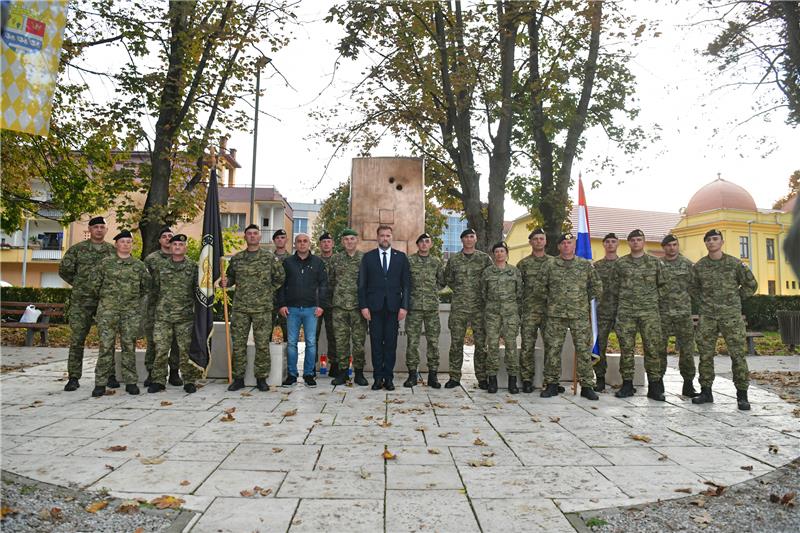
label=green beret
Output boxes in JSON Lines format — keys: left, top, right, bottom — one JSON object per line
{"left": 341, "top": 228, "right": 358, "bottom": 238}
{"left": 627, "top": 229, "right": 645, "bottom": 240}
{"left": 704, "top": 229, "right": 722, "bottom": 241}
{"left": 661, "top": 234, "right": 678, "bottom": 246}
{"left": 169, "top": 234, "right": 188, "bottom": 243}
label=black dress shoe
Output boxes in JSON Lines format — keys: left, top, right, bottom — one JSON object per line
{"left": 147, "top": 383, "right": 165, "bottom": 393}
{"left": 107, "top": 375, "right": 120, "bottom": 389}
{"left": 383, "top": 380, "right": 395, "bottom": 391}
{"left": 91, "top": 386, "right": 106, "bottom": 397}
{"left": 169, "top": 371, "right": 183, "bottom": 387}
{"left": 256, "top": 378, "right": 269, "bottom": 391}
{"left": 63, "top": 378, "right": 80, "bottom": 392}
{"left": 371, "top": 378, "right": 384, "bottom": 391}
{"left": 183, "top": 383, "right": 197, "bottom": 394}
{"left": 125, "top": 384, "right": 140, "bottom": 395}
{"left": 521, "top": 380, "right": 533, "bottom": 394}
{"left": 228, "top": 378, "right": 245, "bottom": 391}
{"left": 444, "top": 379, "right": 460, "bottom": 389}
{"left": 580, "top": 387, "right": 599, "bottom": 401}
{"left": 403, "top": 371, "right": 417, "bottom": 388}
{"left": 354, "top": 370, "right": 369, "bottom": 387}
{"left": 427, "top": 371, "right": 441, "bottom": 389}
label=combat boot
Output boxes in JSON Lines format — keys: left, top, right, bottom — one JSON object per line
{"left": 581, "top": 387, "right": 599, "bottom": 401}
{"left": 63, "top": 378, "right": 80, "bottom": 392}
{"left": 331, "top": 369, "right": 348, "bottom": 386}
{"left": 647, "top": 378, "right": 665, "bottom": 402}
{"left": 522, "top": 380, "right": 534, "bottom": 394}
{"left": 147, "top": 383, "right": 165, "bottom": 393}
{"left": 169, "top": 370, "right": 183, "bottom": 387}
{"left": 736, "top": 389, "right": 751, "bottom": 411}
{"left": 91, "top": 386, "right": 106, "bottom": 398}
{"left": 507, "top": 376, "right": 519, "bottom": 394}
{"left": 444, "top": 379, "right": 460, "bottom": 389}
{"left": 595, "top": 376, "right": 605, "bottom": 392}
{"left": 540, "top": 383, "right": 559, "bottom": 398}
{"left": 427, "top": 371, "right": 441, "bottom": 389}
{"left": 256, "top": 378, "right": 269, "bottom": 391}
{"left": 183, "top": 383, "right": 197, "bottom": 394}
{"left": 403, "top": 370, "right": 418, "bottom": 388}
{"left": 228, "top": 378, "right": 245, "bottom": 391}
{"left": 487, "top": 376, "right": 498, "bottom": 394}
{"left": 691, "top": 386, "right": 714, "bottom": 404}
{"left": 125, "top": 384, "right": 140, "bottom": 395}
{"left": 615, "top": 380, "right": 635, "bottom": 398}
{"left": 143, "top": 372, "right": 153, "bottom": 388}
{"left": 329, "top": 362, "right": 339, "bottom": 378}
{"left": 354, "top": 369, "right": 368, "bottom": 386}
{"left": 107, "top": 375, "right": 120, "bottom": 389}
{"left": 477, "top": 379, "right": 488, "bottom": 390}
{"left": 682, "top": 380, "right": 699, "bottom": 398}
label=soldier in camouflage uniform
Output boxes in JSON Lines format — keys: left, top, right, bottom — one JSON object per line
{"left": 316, "top": 232, "right": 338, "bottom": 377}
{"left": 143, "top": 227, "right": 182, "bottom": 388}
{"left": 691, "top": 229, "right": 758, "bottom": 410}
{"left": 404, "top": 232, "right": 445, "bottom": 388}
{"left": 444, "top": 228, "right": 492, "bottom": 389}
{"left": 91, "top": 230, "right": 151, "bottom": 397}
{"left": 272, "top": 229, "right": 290, "bottom": 342}
{"left": 329, "top": 228, "right": 369, "bottom": 386}
{"left": 222, "top": 224, "right": 285, "bottom": 392}
{"left": 517, "top": 228, "right": 552, "bottom": 393}
{"left": 592, "top": 233, "right": 619, "bottom": 391}
{"left": 149, "top": 234, "right": 202, "bottom": 394}
{"left": 538, "top": 233, "right": 602, "bottom": 400}
{"left": 659, "top": 234, "right": 699, "bottom": 397}
{"left": 482, "top": 242, "right": 523, "bottom": 394}
{"left": 612, "top": 229, "right": 667, "bottom": 401}
{"left": 59, "top": 216, "right": 116, "bottom": 392}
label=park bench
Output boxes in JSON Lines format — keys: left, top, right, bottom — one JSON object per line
{"left": 0, "top": 301, "right": 65, "bottom": 347}
{"left": 690, "top": 315, "right": 763, "bottom": 356}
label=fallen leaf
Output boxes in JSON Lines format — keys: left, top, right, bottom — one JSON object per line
{"left": 179, "top": 480, "right": 190, "bottom": 486}
{"left": 427, "top": 448, "right": 441, "bottom": 455}
{"left": 255, "top": 486, "right": 272, "bottom": 497}
{"left": 283, "top": 409, "right": 298, "bottom": 417}
{"left": 629, "top": 434, "right": 652, "bottom": 443}
{"left": 104, "top": 464, "right": 115, "bottom": 471}
{"left": 160, "top": 401, "right": 172, "bottom": 406}
{"left": 263, "top": 421, "right": 272, "bottom": 426}
{"left": 85, "top": 500, "right": 108, "bottom": 513}
{"left": 530, "top": 416, "right": 541, "bottom": 423}
{"left": 701, "top": 481, "right": 726, "bottom": 497}
{"left": 675, "top": 487, "right": 693, "bottom": 494}
{"left": 220, "top": 412, "right": 236, "bottom": 422}
{"left": 780, "top": 491, "right": 796, "bottom": 507}
{"left": 272, "top": 447, "right": 284, "bottom": 453}
{"left": 224, "top": 406, "right": 236, "bottom": 415}
{"left": 139, "top": 456, "right": 165, "bottom": 465}
{"left": 150, "top": 495, "right": 184, "bottom": 510}
{"left": 134, "top": 529, "right": 144, "bottom": 533}
{"left": 438, "top": 432, "right": 457, "bottom": 438}
{"left": 115, "top": 500, "right": 140, "bottom": 514}
{"left": 105, "top": 445, "right": 127, "bottom": 452}
{"left": 481, "top": 451, "right": 496, "bottom": 457}
{"left": 505, "top": 398, "right": 518, "bottom": 404}
{"left": 49, "top": 507, "right": 63, "bottom": 520}
{"left": 104, "top": 389, "right": 116, "bottom": 396}
{"left": 768, "top": 444, "right": 779, "bottom": 454}
{"left": 364, "top": 415, "right": 374, "bottom": 421}
{"left": 431, "top": 402, "right": 449, "bottom": 408}
{"left": 690, "top": 496, "right": 707, "bottom": 507}
{"left": 240, "top": 489, "right": 255, "bottom": 497}
{"left": 377, "top": 420, "right": 392, "bottom": 428}
{"left": 382, "top": 449, "right": 396, "bottom": 460}
{"left": 473, "top": 438, "right": 487, "bottom": 446}
{"left": 358, "top": 394, "right": 367, "bottom": 400}
{"left": 549, "top": 416, "right": 560, "bottom": 423}
{"left": 741, "top": 465, "right": 753, "bottom": 471}
{"left": 240, "top": 391, "right": 252, "bottom": 397}
{"left": 692, "top": 511, "right": 712, "bottom": 525}
{"left": 467, "top": 458, "right": 495, "bottom": 467}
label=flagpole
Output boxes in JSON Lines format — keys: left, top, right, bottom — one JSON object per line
{"left": 220, "top": 257, "right": 233, "bottom": 384}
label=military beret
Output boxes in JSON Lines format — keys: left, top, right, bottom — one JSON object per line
{"left": 460, "top": 228, "right": 477, "bottom": 239}
{"left": 603, "top": 233, "right": 618, "bottom": 242}
{"left": 557, "top": 232, "right": 574, "bottom": 244}
{"left": 113, "top": 230, "right": 132, "bottom": 241}
{"left": 661, "top": 234, "right": 678, "bottom": 246}
{"left": 492, "top": 241, "right": 509, "bottom": 253}
{"left": 319, "top": 232, "right": 333, "bottom": 241}
{"left": 627, "top": 229, "right": 645, "bottom": 240}
{"left": 341, "top": 228, "right": 358, "bottom": 238}
{"left": 244, "top": 224, "right": 260, "bottom": 232}
{"left": 272, "top": 229, "right": 287, "bottom": 239}
{"left": 88, "top": 216, "right": 106, "bottom": 226}
{"left": 704, "top": 229, "right": 723, "bottom": 241}
{"left": 416, "top": 232, "right": 432, "bottom": 244}
{"left": 169, "top": 234, "right": 188, "bottom": 243}
{"left": 158, "top": 227, "right": 173, "bottom": 237}
{"left": 528, "top": 228, "right": 546, "bottom": 239}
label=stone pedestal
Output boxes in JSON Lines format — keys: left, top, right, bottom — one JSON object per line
{"left": 205, "top": 322, "right": 286, "bottom": 386}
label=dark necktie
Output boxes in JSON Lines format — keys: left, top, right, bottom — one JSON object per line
{"left": 382, "top": 251, "right": 388, "bottom": 275}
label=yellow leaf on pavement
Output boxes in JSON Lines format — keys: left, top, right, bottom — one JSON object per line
{"left": 629, "top": 434, "right": 652, "bottom": 443}
{"left": 85, "top": 500, "right": 108, "bottom": 513}
{"left": 150, "top": 495, "right": 184, "bottom": 510}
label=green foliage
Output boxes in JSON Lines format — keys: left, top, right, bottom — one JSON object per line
{"left": 186, "top": 226, "right": 245, "bottom": 262}
{"left": 742, "top": 295, "right": 800, "bottom": 331}
{"left": 425, "top": 200, "right": 447, "bottom": 259}
{"left": 311, "top": 180, "right": 351, "bottom": 254}
{"left": 0, "top": 288, "right": 73, "bottom": 324}
{"left": 585, "top": 517, "right": 608, "bottom": 528}
{"left": 773, "top": 170, "right": 800, "bottom": 209}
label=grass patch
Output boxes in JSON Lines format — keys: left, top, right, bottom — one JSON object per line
{"left": 585, "top": 517, "right": 608, "bottom": 527}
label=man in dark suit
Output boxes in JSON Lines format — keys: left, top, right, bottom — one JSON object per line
{"left": 358, "top": 225, "right": 411, "bottom": 390}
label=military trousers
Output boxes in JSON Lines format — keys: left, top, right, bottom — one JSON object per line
{"left": 485, "top": 309, "right": 519, "bottom": 376}
{"left": 616, "top": 312, "right": 663, "bottom": 381}
{"left": 448, "top": 307, "right": 487, "bottom": 381}
{"left": 230, "top": 310, "right": 273, "bottom": 379}
{"left": 519, "top": 312, "right": 545, "bottom": 381}
{"left": 405, "top": 309, "right": 440, "bottom": 371}
{"left": 315, "top": 305, "right": 336, "bottom": 367}
{"left": 660, "top": 314, "right": 697, "bottom": 381}
{"left": 696, "top": 315, "right": 749, "bottom": 390}
{"left": 594, "top": 317, "right": 615, "bottom": 380}
{"left": 95, "top": 308, "right": 140, "bottom": 386}
{"left": 153, "top": 319, "right": 201, "bottom": 386}
{"left": 67, "top": 303, "right": 98, "bottom": 379}
{"left": 332, "top": 307, "right": 367, "bottom": 371}
{"left": 543, "top": 317, "right": 595, "bottom": 387}
{"left": 144, "top": 303, "right": 180, "bottom": 374}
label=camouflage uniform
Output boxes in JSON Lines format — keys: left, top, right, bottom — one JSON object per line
{"left": 143, "top": 250, "right": 180, "bottom": 374}
{"left": 540, "top": 257, "right": 602, "bottom": 387}
{"left": 329, "top": 251, "right": 367, "bottom": 371}
{"left": 152, "top": 258, "right": 201, "bottom": 386}
{"left": 517, "top": 254, "right": 552, "bottom": 382}
{"left": 592, "top": 258, "right": 618, "bottom": 380}
{"left": 226, "top": 248, "right": 285, "bottom": 379}
{"left": 316, "top": 254, "right": 337, "bottom": 368}
{"left": 612, "top": 254, "right": 665, "bottom": 381}
{"left": 692, "top": 254, "right": 757, "bottom": 390}
{"left": 445, "top": 250, "right": 492, "bottom": 381}
{"left": 58, "top": 239, "right": 116, "bottom": 379}
{"left": 482, "top": 264, "right": 523, "bottom": 376}
{"left": 273, "top": 251, "right": 290, "bottom": 341}
{"left": 405, "top": 253, "right": 445, "bottom": 371}
{"left": 659, "top": 254, "right": 697, "bottom": 381}
{"left": 94, "top": 255, "right": 150, "bottom": 386}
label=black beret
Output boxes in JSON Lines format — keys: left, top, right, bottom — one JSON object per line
{"left": 460, "top": 228, "right": 476, "bottom": 239}
{"left": 704, "top": 229, "right": 723, "bottom": 241}
{"left": 169, "top": 234, "right": 188, "bottom": 243}
{"left": 416, "top": 232, "right": 432, "bottom": 244}
{"left": 528, "top": 228, "right": 546, "bottom": 239}
{"left": 113, "top": 230, "right": 132, "bottom": 241}
{"left": 661, "top": 234, "right": 678, "bottom": 246}
{"left": 244, "top": 224, "right": 260, "bottom": 232}
{"left": 158, "top": 227, "right": 173, "bottom": 237}
{"left": 603, "top": 233, "right": 618, "bottom": 242}
{"left": 319, "top": 232, "right": 333, "bottom": 241}
{"left": 492, "top": 241, "right": 509, "bottom": 253}
{"left": 557, "top": 232, "right": 574, "bottom": 244}
{"left": 272, "top": 229, "right": 287, "bottom": 239}
{"left": 88, "top": 216, "right": 106, "bottom": 226}
{"left": 627, "top": 229, "right": 645, "bottom": 240}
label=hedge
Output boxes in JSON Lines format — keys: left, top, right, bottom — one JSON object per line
{"left": 1, "top": 287, "right": 73, "bottom": 324}
{"left": 741, "top": 295, "right": 800, "bottom": 331}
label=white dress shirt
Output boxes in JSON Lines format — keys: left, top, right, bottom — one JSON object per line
{"left": 379, "top": 246, "right": 392, "bottom": 272}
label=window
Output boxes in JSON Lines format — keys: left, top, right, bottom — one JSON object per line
{"left": 766, "top": 238, "right": 775, "bottom": 260}
{"left": 739, "top": 236, "right": 749, "bottom": 259}
{"left": 293, "top": 217, "right": 308, "bottom": 235}
{"left": 768, "top": 280, "right": 776, "bottom": 295}
{"left": 787, "top": 281, "right": 791, "bottom": 289}
{"left": 442, "top": 214, "right": 468, "bottom": 255}
{"left": 794, "top": 281, "right": 797, "bottom": 290}
{"left": 221, "top": 213, "right": 246, "bottom": 231}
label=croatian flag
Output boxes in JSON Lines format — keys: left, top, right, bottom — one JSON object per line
{"left": 576, "top": 175, "right": 600, "bottom": 362}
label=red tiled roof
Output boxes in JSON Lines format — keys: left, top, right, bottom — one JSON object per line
{"left": 568, "top": 205, "right": 681, "bottom": 243}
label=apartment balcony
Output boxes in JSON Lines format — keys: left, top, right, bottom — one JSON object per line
{"left": 31, "top": 249, "right": 63, "bottom": 261}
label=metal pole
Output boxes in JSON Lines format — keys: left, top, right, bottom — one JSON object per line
{"left": 21, "top": 217, "right": 30, "bottom": 287}
{"left": 249, "top": 57, "right": 271, "bottom": 227}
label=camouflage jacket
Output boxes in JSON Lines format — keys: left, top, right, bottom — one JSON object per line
{"left": 96, "top": 255, "right": 151, "bottom": 314}
{"left": 318, "top": 254, "right": 334, "bottom": 307}
{"left": 408, "top": 253, "right": 445, "bottom": 311}
{"left": 692, "top": 253, "right": 757, "bottom": 318}
{"left": 328, "top": 251, "right": 364, "bottom": 310}
{"left": 58, "top": 240, "right": 116, "bottom": 306}
{"left": 226, "top": 248, "right": 285, "bottom": 311}
{"left": 481, "top": 263, "right": 523, "bottom": 314}
{"left": 540, "top": 256, "right": 602, "bottom": 319}
{"left": 144, "top": 250, "right": 171, "bottom": 306}
{"left": 659, "top": 254, "right": 694, "bottom": 317}
{"left": 593, "top": 258, "right": 618, "bottom": 320}
{"left": 517, "top": 254, "right": 552, "bottom": 315}
{"left": 444, "top": 250, "right": 492, "bottom": 310}
{"left": 153, "top": 257, "right": 197, "bottom": 322}
{"left": 612, "top": 254, "right": 665, "bottom": 316}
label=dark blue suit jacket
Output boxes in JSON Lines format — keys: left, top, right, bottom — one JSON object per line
{"left": 357, "top": 248, "right": 411, "bottom": 313}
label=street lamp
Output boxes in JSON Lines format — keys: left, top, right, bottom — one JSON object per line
{"left": 249, "top": 56, "right": 272, "bottom": 229}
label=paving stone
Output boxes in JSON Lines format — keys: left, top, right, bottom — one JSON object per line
{"left": 596, "top": 464, "right": 709, "bottom": 499}
{"left": 90, "top": 459, "right": 219, "bottom": 493}
{"left": 88, "top": 407, "right": 154, "bottom": 420}
{"left": 316, "top": 443, "right": 385, "bottom": 468}
{"left": 278, "top": 469, "right": 385, "bottom": 499}
{"left": 109, "top": 491, "right": 215, "bottom": 512}
{"left": 385, "top": 490, "right": 480, "bottom": 533}
{"left": 554, "top": 496, "right": 654, "bottom": 513}
{"left": 132, "top": 408, "right": 218, "bottom": 427}
{"left": 727, "top": 443, "right": 799, "bottom": 468}
{"left": 195, "top": 469, "right": 286, "bottom": 497}
{"left": 0, "top": 415, "right": 66, "bottom": 435}
{"left": 472, "top": 498, "right": 574, "bottom": 533}
{"left": 289, "top": 499, "right": 383, "bottom": 533}
{"left": 423, "top": 425, "right": 504, "bottom": 448}
{"left": 653, "top": 446, "right": 773, "bottom": 472}
{"left": 70, "top": 426, "right": 194, "bottom": 459}
{"left": 186, "top": 422, "right": 310, "bottom": 444}
{"left": 386, "top": 464, "right": 463, "bottom": 490}
{"left": 219, "top": 443, "right": 320, "bottom": 471}
{"left": 27, "top": 417, "right": 129, "bottom": 439}
{"left": 161, "top": 441, "right": 237, "bottom": 462}
{"left": 504, "top": 431, "right": 612, "bottom": 467}
{"left": 4, "top": 436, "right": 95, "bottom": 455}
{"left": 460, "top": 466, "right": 625, "bottom": 499}
{"left": 190, "top": 496, "right": 297, "bottom": 533}
{"left": 449, "top": 444, "right": 523, "bottom": 468}
{"left": 305, "top": 424, "right": 424, "bottom": 445}
{"left": 1, "top": 453, "right": 128, "bottom": 488}
{"left": 593, "top": 446, "right": 675, "bottom": 466}
{"left": 389, "top": 445, "right": 458, "bottom": 465}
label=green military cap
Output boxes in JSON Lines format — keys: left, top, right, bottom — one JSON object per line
{"left": 169, "top": 234, "right": 188, "bottom": 243}
{"left": 703, "top": 229, "right": 722, "bottom": 241}
{"left": 557, "top": 232, "right": 574, "bottom": 244}
{"left": 113, "top": 229, "right": 132, "bottom": 241}
{"left": 460, "top": 228, "right": 476, "bottom": 239}
{"left": 341, "top": 228, "right": 358, "bottom": 237}
{"left": 528, "top": 228, "right": 545, "bottom": 239}
{"left": 603, "top": 232, "right": 618, "bottom": 242}
{"left": 661, "top": 234, "right": 678, "bottom": 246}
{"left": 244, "top": 223, "right": 260, "bottom": 232}
{"left": 492, "top": 241, "right": 509, "bottom": 253}
{"left": 88, "top": 216, "right": 106, "bottom": 226}
{"left": 159, "top": 227, "right": 173, "bottom": 237}
{"left": 627, "top": 229, "right": 645, "bottom": 240}
{"left": 319, "top": 231, "right": 333, "bottom": 241}
{"left": 272, "top": 229, "right": 287, "bottom": 239}
{"left": 416, "top": 232, "right": 432, "bottom": 244}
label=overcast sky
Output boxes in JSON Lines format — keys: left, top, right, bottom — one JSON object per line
{"left": 224, "top": 2, "right": 799, "bottom": 220}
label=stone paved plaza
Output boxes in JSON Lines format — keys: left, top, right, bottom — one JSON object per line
{"left": 1, "top": 347, "right": 799, "bottom": 532}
